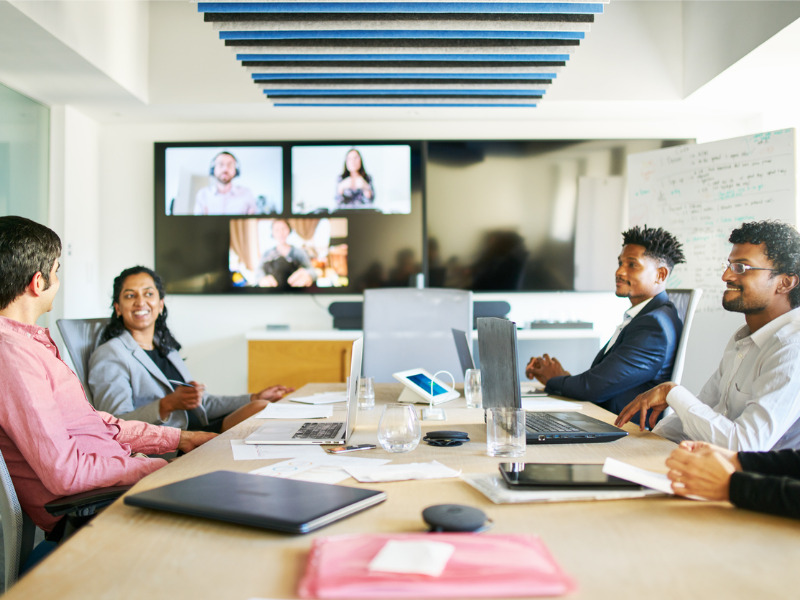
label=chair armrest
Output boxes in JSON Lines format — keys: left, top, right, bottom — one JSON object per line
{"left": 44, "top": 485, "right": 132, "bottom": 518}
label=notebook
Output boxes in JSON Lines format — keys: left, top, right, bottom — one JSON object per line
{"left": 451, "top": 328, "right": 545, "bottom": 397}
{"left": 245, "top": 337, "right": 362, "bottom": 445}
{"left": 476, "top": 318, "right": 627, "bottom": 445}
{"left": 124, "top": 470, "right": 386, "bottom": 534}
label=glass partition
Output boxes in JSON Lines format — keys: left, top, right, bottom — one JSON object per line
{"left": 0, "top": 82, "right": 49, "bottom": 222}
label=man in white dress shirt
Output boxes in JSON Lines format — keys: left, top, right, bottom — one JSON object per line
{"left": 194, "top": 151, "right": 257, "bottom": 215}
{"left": 616, "top": 220, "right": 800, "bottom": 451}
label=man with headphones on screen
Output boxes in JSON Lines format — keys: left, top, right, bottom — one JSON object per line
{"left": 194, "top": 151, "right": 257, "bottom": 215}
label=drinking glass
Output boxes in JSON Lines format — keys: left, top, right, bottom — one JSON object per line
{"left": 486, "top": 407, "right": 526, "bottom": 458}
{"left": 357, "top": 376, "right": 375, "bottom": 410}
{"left": 464, "top": 368, "right": 482, "bottom": 409}
{"left": 377, "top": 403, "right": 421, "bottom": 453}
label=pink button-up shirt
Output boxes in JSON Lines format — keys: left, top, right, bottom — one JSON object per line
{"left": 0, "top": 316, "right": 181, "bottom": 531}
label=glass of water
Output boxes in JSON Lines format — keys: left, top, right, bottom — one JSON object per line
{"left": 377, "top": 404, "right": 421, "bottom": 453}
{"left": 464, "top": 368, "right": 482, "bottom": 409}
{"left": 357, "top": 376, "right": 375, "bottom": 410}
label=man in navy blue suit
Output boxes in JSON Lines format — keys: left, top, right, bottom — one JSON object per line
{"left": 526, "top": 226, "right": 686, "bottom": 419}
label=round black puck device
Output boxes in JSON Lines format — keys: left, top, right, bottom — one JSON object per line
{"left": 422, "top": 504, "right": 489, "bottom": 532}
{"left": 423, "top": 430, "right": 470, "bottom": 447}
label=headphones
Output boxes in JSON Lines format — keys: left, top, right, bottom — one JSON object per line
{"left": 209, "top": 151, "right": 240, "bottom": 177}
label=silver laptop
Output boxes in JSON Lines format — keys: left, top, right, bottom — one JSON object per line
{"left": 244, "top": 337, "right": 362, "bottom": 445}
{"left": 451, "top": 327, "right": 544, "bottom": 397}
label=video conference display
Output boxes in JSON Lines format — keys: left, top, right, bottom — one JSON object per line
{"left": 154, "top": 141, "right": 423, "bottom": 294}
{"left": 229, "top": 218, "right": 348, "bottom": 289}
{"left": 291, "top": 145, "right": 412, "bottom": 214}
{"left": 165, "top": 146, "right": 283, "bottom": 216}
{"left": 155, "top": 139, "right": 687, "bottom": 295}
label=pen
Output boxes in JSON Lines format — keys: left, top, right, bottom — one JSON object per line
{"left": 169, "top": 379, "right": 196, "bottom": 388}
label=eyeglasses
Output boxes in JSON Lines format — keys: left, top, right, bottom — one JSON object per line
{"left": 723, "top": 261, "right": 779, "bottom": 275}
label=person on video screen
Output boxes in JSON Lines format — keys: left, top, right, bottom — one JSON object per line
{"left": 194, "top": 151, "right": 257, "bottom": 215}
{"left": 258, "top": 219, "right": 318, "bottom": 289}
{"left": 335, "top": 149, "right": 375, "bottom": 208}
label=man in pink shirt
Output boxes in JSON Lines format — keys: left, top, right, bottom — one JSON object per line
{"left": 0, "top": 216, "right": 215, "bottom": 534}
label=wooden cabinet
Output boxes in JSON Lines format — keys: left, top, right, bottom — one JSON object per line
{"left": 247, "top": 333, "right": 359, "bottom": 392}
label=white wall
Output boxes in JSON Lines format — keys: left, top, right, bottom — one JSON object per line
{"left": 682, "top": 1, "right": 800, "bottom": 96}
{"left": 9, "top": 0, "right": 150, "bottom": 101}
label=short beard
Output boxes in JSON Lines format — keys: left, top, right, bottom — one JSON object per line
{"left": 722, "top": 294, "right": 767, "bottom": 315}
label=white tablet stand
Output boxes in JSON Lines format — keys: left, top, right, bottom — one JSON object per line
{"left": 420, "top": 370, "right": 454, "bottom": 421}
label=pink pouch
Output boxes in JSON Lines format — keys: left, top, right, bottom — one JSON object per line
{"left": 298, "top": 533, "right": 577, "bottom": 599}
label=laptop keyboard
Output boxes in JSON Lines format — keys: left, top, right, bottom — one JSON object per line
{"left": 292, "top": 422, "right": 344, "bottom": 440}
{"left": 525, "top": 413, "right": 582, "bottom": 433}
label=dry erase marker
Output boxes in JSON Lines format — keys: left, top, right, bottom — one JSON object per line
{"left": 169, "top": 379, "right": 196, "bottom": 388}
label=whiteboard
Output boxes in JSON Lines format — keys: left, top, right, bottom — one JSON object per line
{"left": 574, "top": 176, "right": 625, "bottom": 291}
{"left": 628, "top": 128, "right": 796, "bottom": 313}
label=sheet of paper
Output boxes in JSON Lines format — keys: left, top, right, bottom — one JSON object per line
{"left": 250, "top": 455, "right": 390, "bottom": 484}
{"left": 254, "top": 403, "right": 333, "bottom": 419}
{"left": 230, "top": 440, "right": 328, "bottom": 461}
{"left": 250, "top": 459, "right": 323, "bottom": 479}
{"left": 602, "top": 457, "right": 674, "bottom": 494}
{"left": 345, "top": 460, "right": 461, "bottom": 483}
{"left": 520, "top": 381, "right": 545, "bottom": 394}
{"left": 462, "top": 473, "right": 664, "bottom": 504}
{"left": 290, "top": 392, "right": 347, "bottom": 405}
{"left": 522, "top": 398, "right": 583, "bottom": 412}
{"left": 369, "top": 539, "right": 455, "bottom": 577}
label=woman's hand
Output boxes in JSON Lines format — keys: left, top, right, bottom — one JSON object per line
{"left": 159, "top": 381, "right": 205, "bottom": 421}
{"left": 251, "top": 385, "right": 295, "bottom": 403}
{"left": 259, "top": 274, "right": 279, "bottom": 287}
{"left": 351, "top": 175, "right": 374, "bottom": 199}
{"left": 288, "top": 268, "right": 313, "bottom": 287}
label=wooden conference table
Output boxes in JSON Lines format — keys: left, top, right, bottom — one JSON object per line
{"left": 8, "top": 385, "right": 800, "bottom": 599}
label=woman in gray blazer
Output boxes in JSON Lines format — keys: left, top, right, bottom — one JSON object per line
{"left": 88, "top": 266, "right": 292, "bottom": 432}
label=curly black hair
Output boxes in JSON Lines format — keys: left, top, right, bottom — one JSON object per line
{"left": 99, "top": 266, "right": 181, "bottom": 357}
{"left": 621, "top": 225, "right": 686, "bottom": 270}
{"left": 729, "top": 220, "right": 800, "bottom": 308}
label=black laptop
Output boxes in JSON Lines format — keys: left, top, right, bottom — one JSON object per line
{"left": 476, "top": 317, "right": 627, "bottom": 445}
{"left": 124, "top": 470, "right": 386, "bottom": 534}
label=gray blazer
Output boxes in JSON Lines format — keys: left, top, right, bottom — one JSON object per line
{"left": 88, "top": 330, "right": 250, "bottom": 429}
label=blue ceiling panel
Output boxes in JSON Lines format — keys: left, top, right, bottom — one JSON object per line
{"left": 198, "top": 0, "right": 607, "bottom": 107}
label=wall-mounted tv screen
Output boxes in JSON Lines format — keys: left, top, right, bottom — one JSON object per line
{"left": 229, "top": 218, "right": 349, "bottom": 289}
{"left": 425, "top": 139, "right": 690, "bottom": 292}
{"left": 165, "top": 145, "right": 283, "bottom": 216}
{"left": 154, "top": 141, "right": 423, "bottom": 294}
{"left": 155, "top": 139, "right": 690, "bottom": 295}
{"left": 291, "top": 145, "right": 412, "bottom": 214}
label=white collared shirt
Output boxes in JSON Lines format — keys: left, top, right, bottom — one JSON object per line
{"left": 654, "top": 307, "right": 800, "bottom": 451}
{"left": 603, "top": 297, "right": 653, "bottom": 354}
{"left": 194, "top": 184, "right": 256, "bottom": 215}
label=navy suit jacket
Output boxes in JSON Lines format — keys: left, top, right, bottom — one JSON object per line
{"left": 544, "top": 291, "right": 683, "bottom": 418}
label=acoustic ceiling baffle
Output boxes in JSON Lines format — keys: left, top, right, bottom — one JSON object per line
{"left": 197, "top": 1, "right": 608, "bottom": 107}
